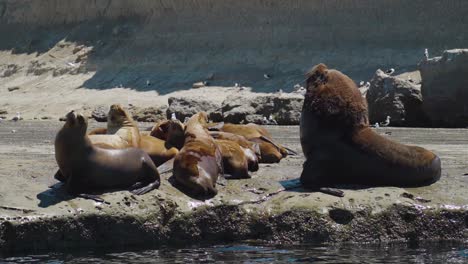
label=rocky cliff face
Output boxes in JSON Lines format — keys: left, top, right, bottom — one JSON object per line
{"left": 1, "top": 0, "right": 468, "bottom": 92}
{"left": 419, "top": 49, "right": 468, "bottom": 127}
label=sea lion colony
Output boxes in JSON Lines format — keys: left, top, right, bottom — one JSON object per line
{"left": 53, "top": 64, "right": 442, "bottom": 200}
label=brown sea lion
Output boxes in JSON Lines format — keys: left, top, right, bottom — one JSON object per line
{"left": 215, "top": 139, "right": 251, "bottom": 179}
{"left": 150, "top": 119, "right": 185, "bottom": 150}
{"left": 300, "top": 63, "right": 441, "bottom": 190}
{"left": 88, "top": 104, "right": 140, "bottom": 149}
{"left": 206, "top": 123, "right": 296, "bottom": 163}
{"left": 139, "top": 135, "right": 179, "bottom": 166}
{"left": 55, "top": 111, "right": 160, "bottom": 198}
{"left": 173, "top": 112, "right": 223, "bottom": 197}
{"left": 209, "top": 131, "right": 259, "bottom": 172}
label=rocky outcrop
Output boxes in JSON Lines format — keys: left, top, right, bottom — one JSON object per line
{"left": 419, "top": 49, "right": 468, "bottom": 127}
{"left": 366, "top": 70, "right": 429, "bottom": 127}
{"left": 91, "top": 106, "right": 108, "bottom": 122}
{"left": 221, "top": 93, "right": 303, "bottom": 125}
{"left": 130, "top": 106, "right": 167, "bottom": 123}
{"left": 167, "top": 97, "right": 223, "bottom": 122}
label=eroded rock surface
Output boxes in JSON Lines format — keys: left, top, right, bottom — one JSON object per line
{"left": 419, "top": 49, "right": 468, "bottom": 127}
{"left": 0, "top": 121, "right": 466, "bottom": 254}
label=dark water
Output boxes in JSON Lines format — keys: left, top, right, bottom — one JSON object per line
{"left": 2, "top": 242, "right": 467, "bottom": 263}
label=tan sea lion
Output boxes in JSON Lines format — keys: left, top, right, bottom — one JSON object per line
{"left": 300, "top": 63, "right": 441, "bottom": 191}
{"left": 88, "top": 104, "right": 140, "bottom": 149}
{"left": 55, "top": 111, "right": 160, "bottom": 198}
{"left": 206, "top": 123, "right": 296, "bottom": 163}
{"left": 150, "top": 119, "right": 185, "bottom": 150}
{"left": 215, "top": 139, "right": 251, "bottom": 179}
{"left": 139, "top": 135, "right": 179, "bottom": 166}
{"left": 173, "top": 112, "right": 223, "bottom": 197}
{"left": 209, "top": 131, "right": 259, "bottom": 172}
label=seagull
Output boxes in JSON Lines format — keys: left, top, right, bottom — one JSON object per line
{"left": 262, "top": 116, "right": 269, "bottom": 125}
{"left": 380, "top": 116, "right": 391, "bottom": 127}
{"left": 385, "top": 68, "right": 395, "bottom": 75}
{"left": 119, "top": 84, "right": 123, "bottom": 88}
{"left": 268, "top": 114, "right": 278, "bottom": 125}
{"left": 11, "top": 112, "right": 21, "bottom": 121}
{"left": 359, "top": 81, "right": 365, "bottom": 86}
{"left": 424, "top": 48, "right": 429, "bottom": 60}
{"left": 171, "top": 113, "right": 177, "bottom": 121}
{"left": 365, "top": 82, "right": 371, "bottom": 88}
{"left": 146, "top": 80, "right": 151, "bottom": 86}
{"left": 372, "top": 122, "right": 380, "bottom": 128}
{"left": 276, "top": 89, "right": 283, "bottom": 96}
{"left": 264, "top": 74, "right": 271, "bottom": 80}
{"left": 66, "top": 62, "right": 77, "bottom": 67}
{"left": 234, "top": 83, "right": 239, "bottom": 88}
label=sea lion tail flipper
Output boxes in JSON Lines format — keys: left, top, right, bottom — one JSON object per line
{"left": 318, "top": 187, "right": 344, "bottom": 197}
{"left": 207, "top": 122, "right": 224, "bottom": 131}
{"left": 77, "top": 193, "right": 106, "bottom": 203}
{"left": 131, "top": 181, "right": 160, "bottom": 195}
{"left": 284, "top": 147, "right": 298, "bottom": 156}
{"left": 157, "top": 157, "right": 175, "bottom": 175}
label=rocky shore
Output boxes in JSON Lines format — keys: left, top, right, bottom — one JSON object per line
{"left": 0, "top": 121, "right": 466, "bottom": 254}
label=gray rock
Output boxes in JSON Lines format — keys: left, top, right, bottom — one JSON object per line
{"left": 221, "top": 93, "right": 303, "bottom": 125}
{"left": 91, "top": 106, "right": 108, "bottom": 122}
{"left": 7, "top": 86, "right": 20, "bottom": 92}
{"left": 419, "top": 49, "right": 468, "bottom": 127}
{"left": 167, "top": 97, "right": 222, "bottom": 122}
{"left": 130, "top": 106, "right": 167, "bottom": 122}
{"left": 0, "top": 109, "right": 7, "bottom": 115}
{"left": 367, "top": 69, "right": 429, "bottom": 127}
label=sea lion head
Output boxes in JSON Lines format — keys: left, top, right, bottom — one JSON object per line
{"left": 63, "top": 110, "right": 88, "bottom": 135}
{"left": 151, "top": 119, "right": 185, "bottom": 149}
{"left": 304, "top": 63, "right": 369, "bottom": 128}
{"left": 107, "top": 104, "right": 134, "bottom": 127}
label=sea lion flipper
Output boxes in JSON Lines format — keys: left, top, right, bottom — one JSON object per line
{"left": 131, "top": 181, "right": 159, "bottom": 195}
{"left": 157, "top": 157, "right": 175, "bottom": 175}
{"left": 77, "top": 193, "right": 105, "bottom": 203}
{"left": 284, "top": 147, "right": 298, "bottom": 156}
{"left": 54, "top": 169, "right": 66, "bottom": 182}
{"left": 318, "top": 187, "right": 345, "bottom": 197}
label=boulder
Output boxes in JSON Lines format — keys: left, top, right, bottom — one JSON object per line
{"left": 221, "top": 93, "right": 303, "bottom": 125}
{"left": 167, "top": 97, "right": 222, "bottom": 122}
{"left": 91, "top": 106, "right": 108, "bottom": 122}
{"left": 366, "top": 69, "right": 429, "bottom": 127}
{"left": 419, "top": 49, "right": 468, "bottom": 127}
{"left": 130, "top": 106, "right": 167, "bottom": 122}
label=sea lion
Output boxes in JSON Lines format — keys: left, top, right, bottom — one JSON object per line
{"left": 209, "top": 131, "right": 259, "bottom": 172}
{"left": 173, "top": 112, "right": 223, "bottom": 197}
{"left": 55, "top": 111, "right": 160, "bottom": 197}
{"left": 88, "top": 127, "right": 107, "bottom": 135}
{"left": 150, "top": 119, "right": 185, "bottom": 150}
{"left": 88, "top": 104, "right": 140, "bottom": 149}
{"left": 215, "top": 139, "right": 251, "bottom": 179}
{"left": 139, "top": 135, "right": 179, "bottom": 166}
{"left": 206, "top": 123, "right": 296, "bottom": 163}
{"left": 300, "top": 63, "right": 441, "bottom": 189}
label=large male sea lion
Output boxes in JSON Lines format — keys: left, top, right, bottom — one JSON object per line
{"left": 173, "top": 112, "right": 223, "bottom": 197}
{"left": 55, "top": 111, "right": 160, "bottom": 197}
{"left": 300, "top": 63, "right": 441, "bottom": 189}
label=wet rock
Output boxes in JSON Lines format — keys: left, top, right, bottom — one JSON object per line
{"left": 91, "top": 106, "right": 108, "bottom": 122}
{"left": 221, "top": 93, "right": 303, "bottom": 125}
{"left": 167, "top": 97, "right": 222, "bottom": 122}
{"left": 0, "top": 109, "right": 7, "bottom": 115}
{"left": 130, "top": 106, "right": 167, "bottom": 122}
{"left": 367, "top": 69, "right": 429, "bottom": 127}
{"left": 419, "top": 49, "right": 468, "bottom": 127}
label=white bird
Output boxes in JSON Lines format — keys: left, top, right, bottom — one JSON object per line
{"left": 380, "top": 116, "right": 391, "bottom": 127}
{"left": 365, "top": 82, "right": 371, "bottom": 88}
{"left": 264, "top": 74, "right": 271, "bottom": 79}
{"left": 277, "top": 89, "right": 283, "bottom": 96}
{"left": 146, "top": 80, "right": 151, "bottom": 86}
{"left": 234, "top": 83, "right": 239, "bottom": 88}
{"left": 171, "top": 113, "right": 177, "bottom": 121}
{"left": 359, "top": 81, "right": 365, "bottom": 86}
{"left": 372, "top": 122, "right": 380, "bottom": 128}
{"left": 268, "top": 114, "right": 278, "bottom": 125}
{"left": 119, "top": 84, "right": 123, "bottom": 88}
{"left": 11, "top": 129, "right": 16, "bottom": 133}
{"left": 11, "top": 112, "right": 21, "bottom": 121}
{"left": 385, "top": 68, "right": 395, "bottom": 75}
{"left": 262, "top": 116, "right": 268, "bottom": 125}
{"left": 293, "top": 84, "right": 301, "bottom": 90}
{"left": 424, "top": 48, "right": 429, "bottom": 60}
